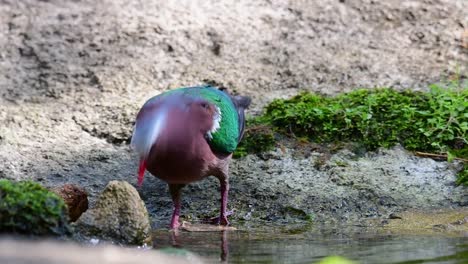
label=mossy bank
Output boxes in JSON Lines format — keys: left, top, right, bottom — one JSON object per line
{"left": 236, "top": 82, "right": 467, "bottom": 185}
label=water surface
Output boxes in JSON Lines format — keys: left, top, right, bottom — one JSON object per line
{"left": 153, "top": 226, "right": 468, "bottom": 263}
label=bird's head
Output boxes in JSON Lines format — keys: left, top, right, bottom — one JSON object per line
{"left": 187, "top": 99, "right": 221, "bottom": 138}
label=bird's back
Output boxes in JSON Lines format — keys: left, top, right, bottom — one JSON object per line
{"left": 152, "top": 85, "right": 247, "bottom": 154}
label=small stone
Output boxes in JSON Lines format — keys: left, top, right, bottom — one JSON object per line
{"left": 51, "top": 184, "right": 88, "bottom": 222}
{"left": 75, "top": 181, "right": 151, "bottom": 245}
{"left": 432, "top": 224, "right": 447, "bottom": 231}
{"left": 389, "top": 213, "right": 402, "bottom": 219}
{"left": 89, "top": 238, "right": 99, "bottom": 245}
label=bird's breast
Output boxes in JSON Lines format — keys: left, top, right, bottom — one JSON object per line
{"left": 145, "top": 133, "right": 217, "bottom": 184}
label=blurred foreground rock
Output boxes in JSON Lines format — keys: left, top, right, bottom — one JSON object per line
{"left": 0, "top": 238, "right": 203, "bottom": 264}
{"left": 51, "top": 184, "right": 88, "bottom": 222}
{"left": 75, "top": 181, "right": 150, "bottom": 245}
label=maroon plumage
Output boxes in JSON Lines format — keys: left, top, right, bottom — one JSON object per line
{"left": 131, "top": 86, "right": 250, "bottom": 228}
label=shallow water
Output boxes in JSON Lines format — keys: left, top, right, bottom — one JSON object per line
{"left": 152, "top": 227, "right": 468, "bottom": 263}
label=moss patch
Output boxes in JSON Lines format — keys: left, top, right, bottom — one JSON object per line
{"left": 234, "top": 121, "right": 276, "bottom": 158}
{"left": 456, "top": 165, "right": 468, "bottom": 186}
{"left": 237, "top": 82, "right": 467, "bottom": 184}
{"left": 0, "top": 179, "right": 70, "bottom": 236}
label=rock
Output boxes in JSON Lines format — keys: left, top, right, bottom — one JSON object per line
{"left": 0, "top": 238, "right": 204, "bottom": 264}
{"left": 227, "top": 146, "right": 467, "bottom": 225}
{"left": 388, "top": 213, "right": 402, "bottom": 220}
{"left": 51, "top": 184, "right": 88, "bottom": 222}
{"left": 75, "top": 181, "right": 151, "bottom": 245}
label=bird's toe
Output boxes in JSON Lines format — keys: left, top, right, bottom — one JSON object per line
{"left": 204, "top": 210, "right": 233, "bottom": 225}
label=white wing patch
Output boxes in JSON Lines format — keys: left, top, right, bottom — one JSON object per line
{"left": 131, "top": 108, "right": 168, "bottom": 159}
{"left": 206, "top": 106, "right": 221, "bottom": 140}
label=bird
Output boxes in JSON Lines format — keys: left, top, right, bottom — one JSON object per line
{"left": 131, "top": 85, "right": 250, "bottom": 229}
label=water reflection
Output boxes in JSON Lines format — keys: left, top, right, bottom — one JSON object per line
{"left": 153, "top": 227, "right": 468, "bottom": 263}
{"left": 165, "top": 229, "right": 230, "bottom": 262}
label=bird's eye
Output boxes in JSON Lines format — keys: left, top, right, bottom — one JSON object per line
{"left": 200, "top": 102, "right": 209, "bottom": 109}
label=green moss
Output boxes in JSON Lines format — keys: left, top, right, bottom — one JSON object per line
{"left": 265, "top": 86, "right": 467, "bottom": 152}
{"left": 233, "top": 120, "right": 276, "bottom": 158}
{"left": 283, "top": 206, "right": 315, "bottom": 223}
{"left": 241, "top": 81, "right": 467, "bottom": 183}
{"left": 456, "top": 165, "right": 468, "bottom": 186}
{"left": 0, "top": 179, "right": 70, "bottom": 236}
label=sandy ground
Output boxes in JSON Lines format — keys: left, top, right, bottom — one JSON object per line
{"left": 0, "top": 0, "right": 467, "bottom": 228}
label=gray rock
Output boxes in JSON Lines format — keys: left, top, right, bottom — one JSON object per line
{"left": 75, "top": 181, "right": 151, "bottom": 245}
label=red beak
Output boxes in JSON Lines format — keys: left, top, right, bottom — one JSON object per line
{"left": 138, "top": 159, "right": 147, "bottom": 187}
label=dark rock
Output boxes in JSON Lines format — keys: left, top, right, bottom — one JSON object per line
{"left": 389, "top": 213, "right": 402, "bottom": 219}
{"left": 51, "top": 184, "right": 88, "bottom": 222}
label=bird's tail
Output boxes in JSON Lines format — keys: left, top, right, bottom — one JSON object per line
{"left": 131, "top": 104, "right": 169, "bottom": 186}
{"left": 218, "top": 87, "right": 251, "bottom": 143}
{"left": 233, "top": 95, "right": 251, "bottom": 142}
{"left": 232, "top": 95, "right": 251, "bottom": 110}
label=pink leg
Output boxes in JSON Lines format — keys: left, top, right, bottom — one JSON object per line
{"left": 202, "top": 178, "right": 232, "bottom": 225}
{"left": 219, "top": 179, "right": 230, "bottom": 225}
{"left": 169, "top": 184, "right": 185, "bottom": 229}
{"left": 221, "top": 230, "right": 229, "bottom": 261}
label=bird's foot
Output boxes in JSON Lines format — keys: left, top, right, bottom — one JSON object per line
{"left": 170, "top": 215, "right": 181, "bottom": 229}
{"left": 219, "top": 215, "right": 229, "bottom": 226}
{"left": 203, "top": 210, "right": 233, "bottom": 225}
{"left": 170, "top": 221, "right": 181, "bottom": 229}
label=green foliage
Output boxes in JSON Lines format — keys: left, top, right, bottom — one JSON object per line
{"left": 250, "top": 82, "right": 467, "bottom": 183}
{"left": 265, "top": 86, "right": 467, "bottom": 153}
{"left": 234, "top": 119, "right": 276, "bottom": 158}
{"left": 0, "top": 179, "right": 70, "bottom": 236}
{"left": 456, "top": 165, "right": 468, "bottom": 186}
